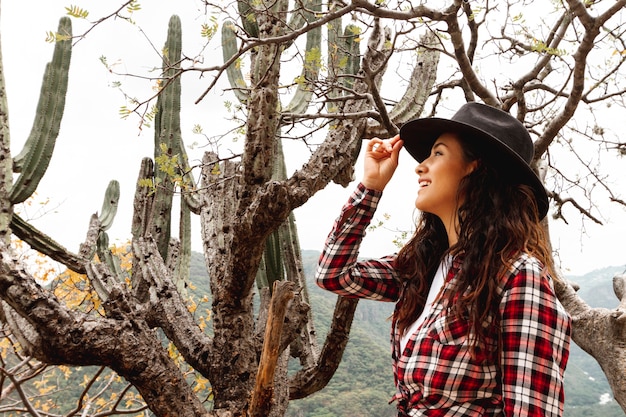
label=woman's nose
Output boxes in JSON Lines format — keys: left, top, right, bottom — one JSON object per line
{"left": 415, "top": 163, "right": 425, "bottom": 174}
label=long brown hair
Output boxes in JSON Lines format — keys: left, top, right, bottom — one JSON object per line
{"left": 394, "top": 135, "right": 554, "bottom": 360}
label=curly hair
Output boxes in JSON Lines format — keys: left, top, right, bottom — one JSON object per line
{"left": 393, "top": 135, "right": 554, "bottom": 361}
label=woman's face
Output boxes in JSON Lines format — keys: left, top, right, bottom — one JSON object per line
{"left": 415, "top": 133, "right": 477, "bottom": 223}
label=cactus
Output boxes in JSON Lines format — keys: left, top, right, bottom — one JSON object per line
{"left": 98, "top": 180, "right": 120, "bottom": 232}
{"left": 365, "top": 31, "right": 440, "bottom": 138}
{"left": 10, "top": 17, "right": 72, "bottom": 204}
{"left": 223, "top": 0, "right": 322, "bottom": 111}
{"left": 152, "top": 15, "right": 183, "bottom": 261}
{"left": 85, "top": 15, "right": 193, "bottom": 297}
{"left": 283, "top": 0, "right": 322, "bottom": 114}
{"left": 150, "top": 15, "right": 192, "bottom": 294}
{"left": 237, "top": 0, "right": 259, "bottom": 38}
{"left": 222, "top": 21, "right": 249, "bottom": 104}
{"left": 326, "top": 6, "right": 343, "bottom": 107}
{"left": 95, "top": 227, "right": 123, "bottom": 284}
{"left": 341, "top": 24, "right": 362, "bottom": 91}
{"left": 386, "top": 31, "right": 439, "bottom": 123}
{"left": 94, "top": 180, "right": 123, "bottom": 281}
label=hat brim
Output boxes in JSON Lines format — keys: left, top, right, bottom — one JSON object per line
{"left": 399, "top": 118, "right": 549, "bottom": 219}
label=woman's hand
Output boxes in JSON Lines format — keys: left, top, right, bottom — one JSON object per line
{"left": 362, "top": 135, "right": 404, "bottom": 191}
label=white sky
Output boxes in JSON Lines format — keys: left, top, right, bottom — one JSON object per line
{"left": 2, "top": 1, "right": 625, "bottom": 277}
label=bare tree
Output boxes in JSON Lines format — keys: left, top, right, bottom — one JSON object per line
{"left": 0, "top": 0, "right": 625, "bottom": 416}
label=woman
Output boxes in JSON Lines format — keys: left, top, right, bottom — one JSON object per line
{"left": 316, "top": 102, "right": 571, "bottom": 416}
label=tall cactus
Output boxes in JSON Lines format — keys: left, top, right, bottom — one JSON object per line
{"left": 10, "top": 17, "right": 72, "bottom": 204}
{"left": 3, "top": 18, "right": 82, "bottom": 261}
{"left": 152, "top": 15, "right": 192, "bottom": 294}
{"left": 152, "top": 15, "right": 183, "bottom": 261}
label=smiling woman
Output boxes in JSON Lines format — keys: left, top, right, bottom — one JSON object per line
{"left": 316, "top": 102, "right": 571, "bottom": 416}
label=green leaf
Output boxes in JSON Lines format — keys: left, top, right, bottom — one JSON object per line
{"left": 127, "top": 1, "right": 142, "bottom": 12}
{"left": 65, "top": 5, "right": 89, "bottom": 19}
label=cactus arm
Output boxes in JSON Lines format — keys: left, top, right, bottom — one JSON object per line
{"left": 262, "top": 230, "right": 285, "bottom": 293}
{"left": 98, "top": 180, "right": 120, "bottom": 231}
{"left": 155, "top": 16, "right": 183, "bottom": 144}
{"left": 283, "top": 6, "right": 322, "bottom": 114}
{"left": 10, "top": 17, "right": 72, "bottom": 204}
{"left": 364, "top": 31, "right": 440, "bottom": 138}
{"left": 341, "top": 24, "right": 362, "bottom": 91}
{"left": 237, "top": 0, "right": 259, "bottom": 38}
{"left": 326, "top": 5, "right": 343, "bottom": 111}
{"left": 93, "top": 179, "right": 124, "bottom": 280}
{"left": 152, "top": 15, "right": 195, "bottom": 295}
{"left": 256, "top": 254, "right": 269, "bottom": 289}
{"left": 387, "top": 31, "right": 439, "bottom": 123}
{"left": 86, "top": 263, "right": 116, "bottom": 304}
{"left": 222, "top": 21, "right": 250, "bottom": 104}
{"left": 284, "top": 0, "right": 319, "bottom": 48}
{"left": 254, "top": 134, "right": 285, "bottom": 291}
{"left": 130, "top": 158, "right": 156, "bottom": 303}
{"left": 131, "top": 158, "right": 155, "bottom": 241}
{"left": 178, "top": 135, "right": 202, "bottom": 215}
{"left": 95, "top": 230, "right": 123, "bottom": 282}
{"left": 173, "top": 197, "right": 191, "bottom": 296}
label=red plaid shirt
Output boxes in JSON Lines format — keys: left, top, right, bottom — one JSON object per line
{"left": 315, "top": 183, "right": 571, "bottom": 416}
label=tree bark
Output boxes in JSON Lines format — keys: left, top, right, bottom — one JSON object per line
{"left": 555, "top": 273, "right": 626, "bottom": 412}
{"left": 249, "top": 281, "right": 295, "bottom": 417}
{"left": 0, "top": 244, "right": 209, "bottom": 416}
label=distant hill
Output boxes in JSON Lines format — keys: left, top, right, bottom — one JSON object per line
{"left": 189, "top": 251, "right": 626, "bottom": 416}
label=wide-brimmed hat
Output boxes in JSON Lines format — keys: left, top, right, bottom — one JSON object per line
{"left": 399, "top": 102, "right": 549, "bottom": 219}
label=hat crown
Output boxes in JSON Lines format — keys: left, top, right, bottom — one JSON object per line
{"left": 451, "top": 103, "right": 534, "bottom": 164}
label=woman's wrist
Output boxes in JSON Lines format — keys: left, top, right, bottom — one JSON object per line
{"left": 361, "top": 178, "right": 386, "bottom": 192}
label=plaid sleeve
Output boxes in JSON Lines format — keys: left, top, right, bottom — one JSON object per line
{"left": 315, "top": 183, "right": 401, "bottom": 302}
{"left": 499, "top": 255, "right": 571, "bottom": 417}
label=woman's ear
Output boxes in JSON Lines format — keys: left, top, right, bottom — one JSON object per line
{"left": 465, "top": 159, "right": 480, "bottom": 176}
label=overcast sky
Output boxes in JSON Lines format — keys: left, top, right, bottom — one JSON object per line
{"left": 2, "top": 1, "right": 624, "bottom": 277}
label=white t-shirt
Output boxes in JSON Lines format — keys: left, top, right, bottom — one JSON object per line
{"left": 400, "top": 256, "right": 452, "bottom": 352}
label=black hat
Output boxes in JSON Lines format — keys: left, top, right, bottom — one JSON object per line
{"left": 399, "top": 102, "right": 549, "bottom": 219}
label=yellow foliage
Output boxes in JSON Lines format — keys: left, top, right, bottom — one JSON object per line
{"left": 59, "top": 365, "right": 73, "bottom": 379}
{"left": 193, "top": 374, "right": 210, "bottom": 392}
{"left": 81, "top": 373, "right": 92, "bottom": 388}
{"left": 33, "top": 374, "right": 56, "bottom": 396}
{"left": 53, "top": 269, "right": 97, "bottom": 311}
{"left": 40, "top": 400, "right": 53, "bottom": 412}
{"left": 168, "top": 342, "right": 183, "bottom": 364}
